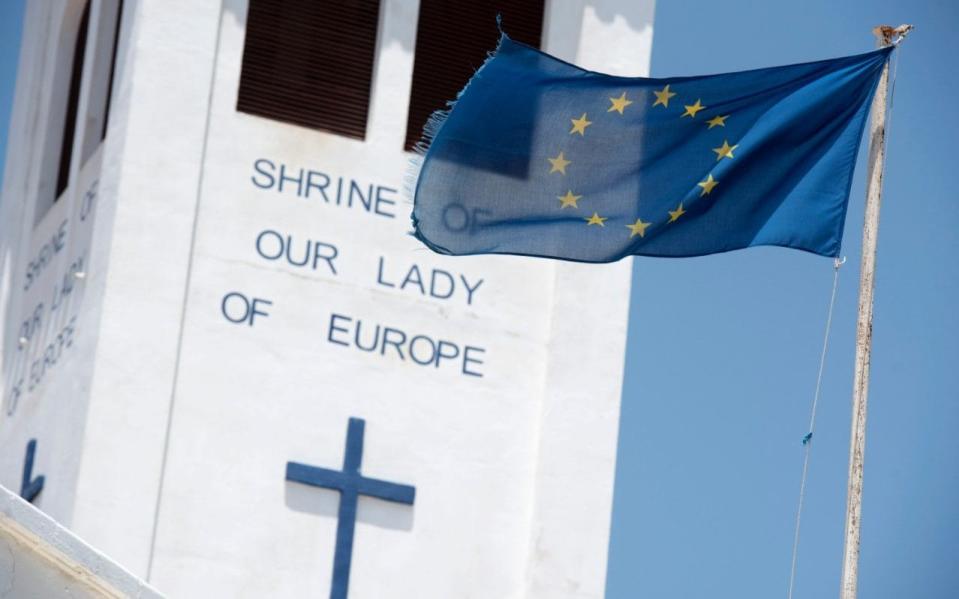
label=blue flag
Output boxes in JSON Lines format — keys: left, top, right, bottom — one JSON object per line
{"left": 410, "top": 36, "right": 891, "bottom": 261}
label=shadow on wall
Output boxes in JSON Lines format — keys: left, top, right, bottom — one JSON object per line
{"left": 285, "top": 481, "right": 415, "bottom": 532}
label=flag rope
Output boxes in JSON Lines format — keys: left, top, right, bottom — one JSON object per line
{"left": 789, "top": 38, "right": 904, "bottom": 596}
{"left": 787, "top": 256, "right": 844, "bottom": 599}
{"left": 885, "top": 41, "right": 902, "bottom": 156}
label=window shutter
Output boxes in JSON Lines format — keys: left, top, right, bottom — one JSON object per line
{"left": 237, "top": 0, "right": 382, "bottom": 140}
{"left": 404, "top": 1, "right": 545, "bottom": 151}
{"left": 101, "top": 0, "right": 124, "bottom": 141}
{"left": 55, "top": 0, "right": 90, "bottom": 199}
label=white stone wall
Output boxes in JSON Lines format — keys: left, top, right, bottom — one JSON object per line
{"left": 0, "top": 1, "right": 654, "bottom": 597}
{"left": 0, "top": 0, "right": 126, "bottom": 529}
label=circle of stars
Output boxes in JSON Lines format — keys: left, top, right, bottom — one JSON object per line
{"left": 545, "top": 83, "right": 743, "bottom": 239}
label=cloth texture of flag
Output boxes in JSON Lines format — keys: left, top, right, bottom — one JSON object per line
{"left": 410, "top": 35, "right": 892, "bottom": 262}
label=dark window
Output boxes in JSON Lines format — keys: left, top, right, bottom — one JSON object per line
{"left": 55, "top": 0, "right": 90, "bottom": 199}
{"left": 404, "top": 1, "right": 545, "bottom": 151}
{"left": 101, "top": 0, "right": 124, "bottom": 140}
{"left": 237, "top": 0, "right": 382, "bottom": 139}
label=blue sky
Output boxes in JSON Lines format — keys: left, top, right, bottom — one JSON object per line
{"left": 0, "top": 1, "right": 955, "bottom": 598}
{"left": 0, "top": 0, "right": 24, "bottom": 190}
{"left": 608, "top": 1, "right": 958, "bottom": 597}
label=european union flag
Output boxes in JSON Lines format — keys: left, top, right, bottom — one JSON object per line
{"left": 411, "top": 35, "right": 892, "bottom": 261}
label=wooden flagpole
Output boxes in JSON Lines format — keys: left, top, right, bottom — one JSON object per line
{"left": 839, "top": 23, "right": 912, "bottom": 599}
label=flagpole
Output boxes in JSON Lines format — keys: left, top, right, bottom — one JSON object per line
{"left": 839, "top": 23, "right": 911, "bottom": 599}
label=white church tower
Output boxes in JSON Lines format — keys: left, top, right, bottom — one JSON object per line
{"left": 0, "top": 1, "right": 654, "bottom": 596}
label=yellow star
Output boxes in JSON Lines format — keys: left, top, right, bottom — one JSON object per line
{"left": 569, "top": 113, "right": 593, "bottom": 135}
{"left": 626, "top": 218, "right": 651, "bottom": 237}
{"left": 698, "top": 174, "right": 718, "bottom": 196}
{"left": 706, "top": 114, "right": 729, "bottom": 129}
{"left": 681, "top": 99, "right": 706, "bottom": 118}
{"left": 652, "top": 84, "right": 677, "bottom": 108}
{"left": 548, "top": 151, "right": 571, "bottom": 174}
{"left": 712, "top": 140, "right": 738, "bottom": 161}
{"left": 668, "top": 203, "right": 686, "bottom": 223}
{"left": 585, "top": 212, "right": 608, "bottom": 226}
{"left": 608, "top": 92, "right": 634, "bottom": 115}
{"left": 558, "top": 190, "right": 581, "bottom": 208}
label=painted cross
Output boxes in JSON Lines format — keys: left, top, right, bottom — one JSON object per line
{"left": 286, "top": 417, "right": 415, "bottom": 599}
{"left": 21, "top": 438, "right": 44, "bottom": 503}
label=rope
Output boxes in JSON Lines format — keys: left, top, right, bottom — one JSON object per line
{"left": 886, "top": 41, "right": 902, "bottom": 154}
{"left": 787, "top": 257, "right": 843, "bottom": 599}
{"left": 786, "top": 37, "right": 903, "bottom": 596}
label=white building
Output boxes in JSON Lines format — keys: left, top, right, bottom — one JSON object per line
{"left": 0, "top": 1, "right": 654, "bottom": 596}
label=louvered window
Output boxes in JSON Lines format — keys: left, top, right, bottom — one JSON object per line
{"left": 55, "top": 1, "right": 90, "bottom": 199}
{"left": 100, "top": 0, "right": 124, "bottom": 141}
{"left": 404, "top": 1, "right": 545, "bottom": 151}
{"left": 79, "top": 0, "right": 124, "bottom": 163}
{"left": 237, "top": 0, "right": 382, "bottom": 140}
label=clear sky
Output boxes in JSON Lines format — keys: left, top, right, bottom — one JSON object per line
{"left": 0, "top": 2, "right": 955, "bottom": 598}
{"left": 607, "top": 1, "right": 958, "bottom": 598}
{"left": 0, "top": 0, "right": 24, "bottom": 190}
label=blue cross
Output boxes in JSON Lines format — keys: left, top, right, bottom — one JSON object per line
{"left": 286, "top": 417, "right": 415, "bottom": 599}
{"left": 21, "top": 438, "right": 44, "bottom": 503}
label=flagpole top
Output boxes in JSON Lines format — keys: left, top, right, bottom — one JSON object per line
{"left": 873, "top": 24, "right": 914, "bottom": 46}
